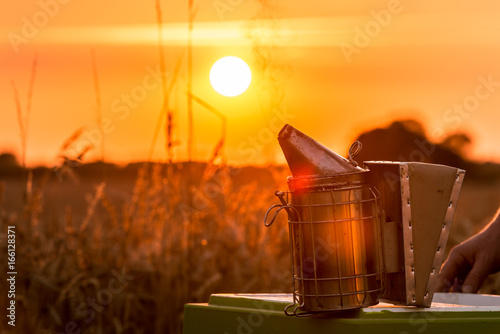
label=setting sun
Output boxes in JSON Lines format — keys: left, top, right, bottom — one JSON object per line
{"left": 209, "top": 56, "right": 252, "bottom": 97}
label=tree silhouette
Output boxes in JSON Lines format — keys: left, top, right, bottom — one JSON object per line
{"left": 0, "top": 153, "right": 20, "bottom": 172}
{"left": 351, "top": 119, "right": 500, "bottom": 181}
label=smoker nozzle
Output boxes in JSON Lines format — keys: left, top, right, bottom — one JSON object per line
{"left": 278, "top": 124, "right": 362, "bottom": 177}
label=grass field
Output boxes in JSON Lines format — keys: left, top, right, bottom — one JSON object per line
{"left": 0, "top": 162, "right": 293, "bottom": 333}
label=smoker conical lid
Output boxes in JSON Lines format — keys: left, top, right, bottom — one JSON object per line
{"left": 278, "top": 124, "right": 361, "bottom": 177}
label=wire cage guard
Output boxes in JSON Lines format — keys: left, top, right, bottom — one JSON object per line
{"left": 265, "top": 171, "right": 386, "bottom": 316}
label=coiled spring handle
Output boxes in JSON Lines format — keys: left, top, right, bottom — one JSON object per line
{"left": 264, "top": 191, "right": 300, "bottom": 226}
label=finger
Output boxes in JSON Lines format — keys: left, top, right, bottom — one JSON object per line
{"left": 436, "top": 250, "right": 465, "bottom": 292}
{"left": 452, "top": 278, "right": 465, "bottom": 292}
{"left": 462, "top": 260, "right": 490, "bottom": 293}
{"left": 436, "top": 275, "right": 453, "bottom": 292}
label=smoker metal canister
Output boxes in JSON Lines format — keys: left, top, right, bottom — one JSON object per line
{"left": 277, "top": 171, "right": 385, "bottom": 315}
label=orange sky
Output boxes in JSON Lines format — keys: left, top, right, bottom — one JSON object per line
{"left": 2, "top": 0, "right": 500, "bottom": 166}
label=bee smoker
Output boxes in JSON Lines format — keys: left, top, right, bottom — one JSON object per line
{"left": 265, "top": 125, "right": 465, "bottom": 315}
{"left": 265, "top": 125, "right": 385, "bottom": 315}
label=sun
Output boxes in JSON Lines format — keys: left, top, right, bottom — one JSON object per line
{"left": 210, "top": 56, "right": 252, "bottom": 97}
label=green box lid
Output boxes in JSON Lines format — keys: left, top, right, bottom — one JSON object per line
{"left": 184, "top": 293, "right": 500, "bottom": 334}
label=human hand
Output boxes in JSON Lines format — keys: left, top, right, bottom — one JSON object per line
{"left": 437, "top": 218, "right": 500, "bottom": 293}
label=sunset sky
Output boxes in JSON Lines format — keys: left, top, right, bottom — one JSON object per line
{"left": 2, "top": 0, "right": 500, "bottom": 166}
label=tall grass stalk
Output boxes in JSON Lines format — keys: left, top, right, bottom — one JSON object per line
{"left": 154, "top": 0, "right": 173, "bottom": 165}
{"left": 90, "top": 49, "right": 105, "bottom": 164}
{"left": 11, "top": 80, "right": 24, "bottom": 167}
{"left": 188, "top": 92, "right": 227, "bottom": 164}
{"left": 246, "top": 0, "right": 290, "bottom": 162}
{"left": 0, "top": 181, "right": 4, "bottom": 212}
{"left": 148, "top": 50, "right": 185, "bottom": 162}
{"left": 187, "top": 0, "right": 195, "bottom": 161}
{"left": 10, "top": 54, "right": 38, "bottom": 238}
{"left": 11, "top": 53, "right": 38, "bottom": 170}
